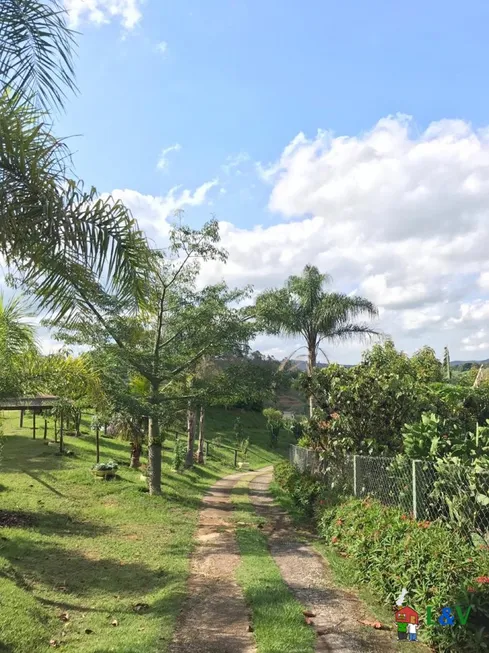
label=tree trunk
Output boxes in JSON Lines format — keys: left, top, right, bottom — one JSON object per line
{"left": 185, "top": 403, "right": 196, "bottom": 468}
{"left": 197, "top": 405, "right": 205, "bottom": 464}
{"left": 130, "top": 441, "right": 142, "bottom": 468}
{"left": 308, "top": 342, "right": 317, "bottom": 417}
{"left": 59, "top": 416, "right": 64, "bottom": 454}
{"left": 147, "top": 384, "right": 162, "bottom": 495}
{"left": 147, "top": 417, "right": 162, "bottom": 495}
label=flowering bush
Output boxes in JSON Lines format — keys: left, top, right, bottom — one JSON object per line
{"left": 319, "top": 498, "right": 489, "bottom": 651}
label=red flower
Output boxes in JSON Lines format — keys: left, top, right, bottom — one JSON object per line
{"left": 476, "top": 576, "right": 489, "bottom": 584}
{"left": 418, "top": 520, "right": 430, "bottom": 529}
{"left": 331, "top": 536, "right": 339, "bottom": 544}
{"left": 401, "top": 514, "right": 408, "bottom": 521}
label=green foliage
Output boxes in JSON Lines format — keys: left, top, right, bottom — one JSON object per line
{"left": 263, "top": 408, "right": 283, "bottom": 448}
{"left": 239, "top": 436, "right": 250, "bottom": 461}
{"left": 274, "top": 461, "right": 331, "bottom": 517}
{"left": 91, "top": 460, "right": 118, "bottom": 472}
{"left": 317, "top": 498, "right": 489, "bottom": 652}
{"left": 172, "top": 438, "right": 187, "bottom": 471}
{"left": 411, "top": 346, "right": 444, "bottom": 383}
{"left": 304, "top": 341, "right": 489, "bottom": 455}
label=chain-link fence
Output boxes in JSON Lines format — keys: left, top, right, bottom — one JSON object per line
{"left": 289, "top": 444, "right": 489, "bottom": 544}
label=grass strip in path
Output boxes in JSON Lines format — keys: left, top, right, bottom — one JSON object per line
{"left": 232, "top": 477, "right": 316, "bottom": 653}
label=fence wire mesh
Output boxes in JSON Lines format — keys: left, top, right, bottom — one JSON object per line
{"left": 289, "top": 444, "right": 489, "bottom": 544}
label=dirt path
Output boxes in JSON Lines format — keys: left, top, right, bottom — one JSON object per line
{"left": 169, "top": 471, "right": 257, "bottom": 653}
{"left": 248, "top": 471, "right": 400, "bottom": 653}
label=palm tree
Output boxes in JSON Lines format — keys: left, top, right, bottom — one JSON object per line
{"left": 0, "top": 1, "right": 151, "bottom": 322}
{"left": 255, "top": 265, "right": 379, "bottom": 416}
{"left": 0, "top": 294, "right": 37, "bottom": 357}
{"left": 0, "top": 293, "right": 38, "bottom": 397}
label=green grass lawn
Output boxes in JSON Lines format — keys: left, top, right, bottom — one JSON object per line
{"left": 0, "top": 408, "right": 294, "bottom": 653}
{"left": 231, "top": 481, "right": 315, "bottom": 653}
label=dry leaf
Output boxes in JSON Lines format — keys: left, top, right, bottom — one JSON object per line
{"left": 303, "top": 610, "right": 316, "bottom": 618}
{"left": 49, "top": 640, "right": 58, "bottom": 648}
{"left": 111, "top": 619, "right": 118, "bottom": 627}
{"left": 358, "top": 619, "right": 384, "bottom": 630}
{"left": 133, "top": 602, "right": 150, "bottom": 613}
{"left": 304, "top": 616, "right": 315, "bottom": 625}
{"left": 247, "top": 625, "right": 254, "bottom": 632}
{"left": 59, "top": 612, "right": 69, "bottom": 622}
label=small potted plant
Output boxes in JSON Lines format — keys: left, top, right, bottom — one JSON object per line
{"left": 91, "top": 460, "right": 118, "bottom": 480}
{"left": 237, "top": 437, "right": 250, "bottom": 470}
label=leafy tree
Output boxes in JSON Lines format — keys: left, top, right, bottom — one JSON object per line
{"left": 255, "top": 265, "right": 378, "bottom": 415}
{"left": 305, "top": 341, "right": 430, "bottom": 454}
{"left": 44, "top": 353, "right": 104, "bottom": 436}
{"left": 411, "top": 346, "right": 443, "bottom": 383}
{"left": 50, "top": 220, "right": 253, "bottom": 495}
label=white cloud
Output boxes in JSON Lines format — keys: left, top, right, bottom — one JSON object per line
{"left": 104, "top": 114, "right": 489, "bottom": 363}
{"left": 64, "top": 0, "right": 143, "bottom": 30}
{"left": 156, "top": 143, "right": 181, "bottom": 171}
{"left": 155, "top": 41, "right": 168, "bottom": 55}
{"left": 110, "top": 179, "right": 219, "bottom": 239}
{"left": 222, "top": 152, "right": 251, "bottom": 175}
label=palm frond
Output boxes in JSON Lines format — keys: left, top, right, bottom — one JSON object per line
{"left": 319, "top": 322, "right": 381, "bottom": 344}
{"left": 0, "top": 293, "right": 38, "bottom": 356}
{"left": 0, "top": 92, "right": 154, "bottom": 320}
{"left": 0, "top": 0, "right": 76, "bottom": 112}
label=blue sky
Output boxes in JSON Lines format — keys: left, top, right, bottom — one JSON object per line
{"left": 51, "top": 0, "right": 489, "bottom": 363}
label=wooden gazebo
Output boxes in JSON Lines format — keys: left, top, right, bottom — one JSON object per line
{"left": 0, "top": 395, "right": 59, "bottom": 438}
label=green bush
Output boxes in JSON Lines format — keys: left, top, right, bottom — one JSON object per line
{"left": 274, "top": 461, "right": 332, "bottom": 518}
{"left": 318, "top": 497, "right": 489, "bottom": 652}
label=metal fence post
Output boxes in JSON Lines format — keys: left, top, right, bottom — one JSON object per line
{"left": 353, "top": 455, "right": 358, "bottom": 497}
{"left": 412, "top": 459, "right": 418, "bottom": 520}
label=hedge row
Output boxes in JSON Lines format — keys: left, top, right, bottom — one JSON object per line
{"left": 274, "top": 461, "right": 489, "bottom": 652}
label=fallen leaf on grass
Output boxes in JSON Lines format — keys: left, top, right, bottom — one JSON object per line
{"left": 111, "top": 619, "right": 118, "bottom": 627}
{"left": 58, "top": 612, "right": 69, "bottom": 622}
{"left": 133, "top": 603, "right": 150, "bottom": 613}
{"left": 303, "top": 610, "right": 316, "bottom": 618}
{"left": 49, "top": 640, "right": 58, "bottom": 648}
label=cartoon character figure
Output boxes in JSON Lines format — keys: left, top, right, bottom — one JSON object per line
{"left": 408, "top": 622, "right": 418, "bottom": 641}
{"left": 395, "top": 606, "right": 419, "bottom": 642}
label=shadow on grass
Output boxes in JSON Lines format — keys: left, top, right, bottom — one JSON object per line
{"left": 1, "top": 536, "right": 168, "bottom": 597}
{"left": 2, "top": 436, "right": 67, "bottom": 473}
{"left": 0, "top": 509, "right": 110, "bottom": 537}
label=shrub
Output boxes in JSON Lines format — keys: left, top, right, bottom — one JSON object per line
{"left": 318, "top": 497, "right": 489, "bottom": 651}
{"left": 274, "top": 461, "right": 331, "bottom": 518}
{"left": 172, "top": 438, "right": 186, "bottom": 471}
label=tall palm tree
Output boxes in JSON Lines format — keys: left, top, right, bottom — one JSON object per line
{"left": 0, "top": 1, "right": 151, "bottom": 322}
{"left": 255, "top": 265, "right": 379, "bottom": 416}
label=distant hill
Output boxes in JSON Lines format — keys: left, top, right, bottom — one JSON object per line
{"left": 451, "top": 359, "right": 489, "bottom": 366}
